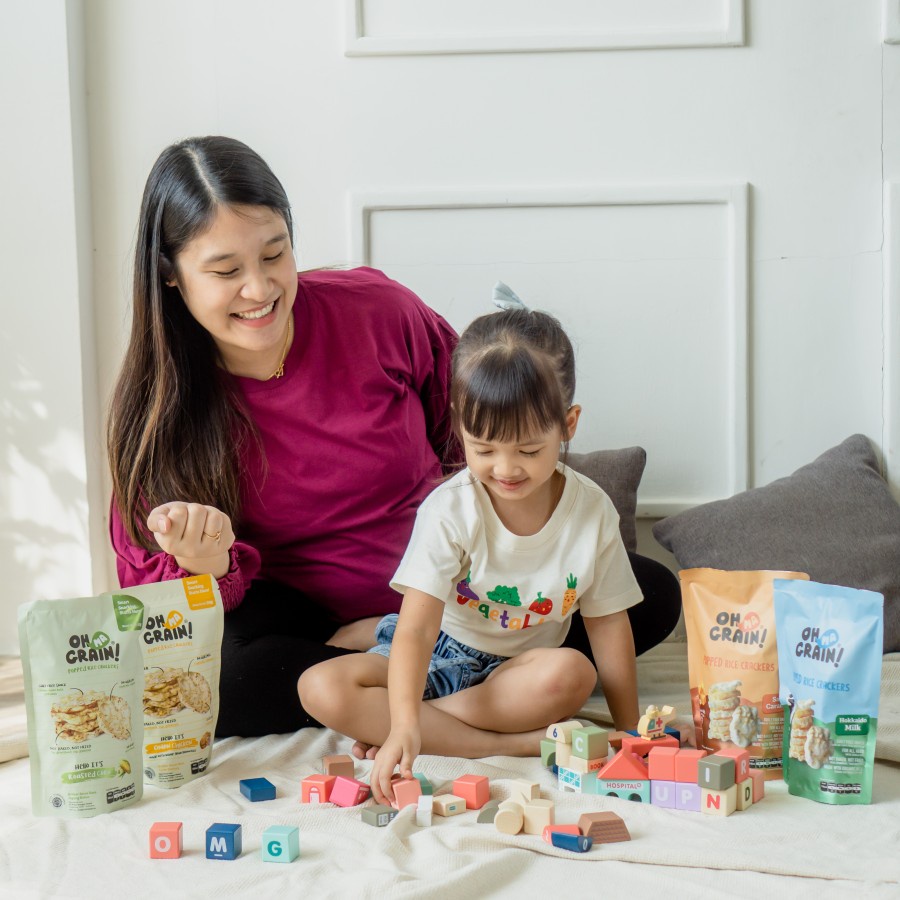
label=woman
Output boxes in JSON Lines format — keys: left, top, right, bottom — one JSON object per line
{"left": 108, "top": 135, "right": 681, "bottom": 737}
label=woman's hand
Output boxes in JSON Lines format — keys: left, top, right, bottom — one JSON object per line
{"left": 369, "top": 725, "right": 421, "bottom": 805}
{"left": 147, "top": 502, "right": 234, "bottom": 579}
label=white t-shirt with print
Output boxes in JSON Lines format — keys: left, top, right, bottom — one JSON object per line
{"left": 390, "top": 463, "right": 643, "bottom": 658}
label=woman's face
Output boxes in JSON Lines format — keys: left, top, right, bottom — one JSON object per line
{"left": 172, "top": 204, "right": 298, "bottom": 378}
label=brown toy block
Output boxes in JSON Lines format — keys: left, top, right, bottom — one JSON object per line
{"left": 577, "top": 811, "right": 631, "bottom": 844}
{"left": 494, "top": 800, "right": 524, "bottom": 835}
{"left": 542, "top": 823, "right": 581, "bottom": 843}
{"left": 301, "top": 773, "right": 336, "bottom": 803}
{"left": 570, "top": 725, "right": 608, "bottom": 761}
{"left": 522, "top": 798, "right": 554, "bottom": 835}
{"left": 715, "top": 745, "right": 750, "bottom": 782}
{"left": 322, "top": 754, "right": 355, "bottom": 779}
{"left": 607, "top": 730, "right": 628, "bottom": 750}
{"left": 622, "top": 734, "right": 679, "bottom": 758}
{"left": 508, "top": 779, "right": 541, "bottom": 804}
{"left": 390, "top": 777, "right": 423, "bottom": 810}
{"left": 749, "top": 769, "right": 766, "bottom": 801}
{"left": 545, "top": 720, "right": 584, "bottom": 743}
{"left": 150, "top": 822, "right": 183, "bottom": 859}
{"left": 736, "top": 779, "right": 753, "bottom": 811}
{"left": 647, "top": 745, "right": 679, "bottom": 781}
{"left": 453, "top": 775, "right": 490, "bottom": 810}
{"left": 701, "top": 784, "right": 738, "bottom": 816}
{"left": 433, "top": 794, "right": 467, "bottom": 816}
{"left": 697, "top": 755, "right": 736, "bottom": 791}
{"left": 673, "top": 748, "right": 707, "bottom": 783}
{"left": 565, "top": 755, "right": 605, "bottom": 775}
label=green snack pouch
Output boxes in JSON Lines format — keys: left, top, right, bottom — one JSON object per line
{"left": 18, "top": 594, "right": 145, "bottom": 817}
{"left": 774, "top": 579, "right": 883, "bottom": 804}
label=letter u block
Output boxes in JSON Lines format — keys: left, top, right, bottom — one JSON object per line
{"left": 262, "top": 825, "right": 300, "bottom": 863}
{"left": 206, "top": 823, "right": 242, "bottom": 860}
{"left": 650, "top": 779, "right": 677, "bottom": 809}
{"left": 150, "top": 822, "right": 183, "bottom": 859}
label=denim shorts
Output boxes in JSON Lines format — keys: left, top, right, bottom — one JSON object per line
{"left": 367, "top": 613, "right": 509, "bottom": 700}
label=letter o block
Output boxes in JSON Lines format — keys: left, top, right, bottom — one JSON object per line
{"left": 150, "top": 822, "right": 183, "bottom": 859}
{"left": 261, "top": 825, "right": 300, "bottom": 863}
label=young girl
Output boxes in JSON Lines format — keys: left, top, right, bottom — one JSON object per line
{"left": 299, "top": 293, "right": 643, "bottom": 804}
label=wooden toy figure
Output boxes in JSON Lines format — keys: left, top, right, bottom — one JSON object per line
{"left": 637, "top": 704, "right": 676, "bottom": 740}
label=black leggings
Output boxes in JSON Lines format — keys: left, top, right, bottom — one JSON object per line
{"left": 216, "top": 552, "right": 682, "bottom": 737}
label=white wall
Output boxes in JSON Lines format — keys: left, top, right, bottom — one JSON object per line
{"left": 2, "top": 1, "right": 899, "bottom": 653}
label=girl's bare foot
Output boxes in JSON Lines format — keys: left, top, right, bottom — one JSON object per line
{"left": 351, "top": 740, "right": 380, "bottom": 760}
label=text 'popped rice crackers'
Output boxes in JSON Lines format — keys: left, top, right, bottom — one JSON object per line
{"left": 119, "top": 575, "right": 224, "bottom": 788}
{"left": 774, "top": 579, "right": 883, "bottom": 805}
{"left": 681, "top": 568, "right": 809, "bottom": 781}
{"left": 18, "top": 594, "right": 145, "bottom": 817}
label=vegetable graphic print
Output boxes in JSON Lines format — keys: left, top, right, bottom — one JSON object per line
{"left": 529, "top": 593, "right": 553, "bottom": 615}
{"left": 486, "top": 585, "right": 522, "bottom": 607}
{"left": 456, "top": 572, "right": 480, "bottom": 605}
{"left": 562, "top": 574, "right": 578, "bottom": 616}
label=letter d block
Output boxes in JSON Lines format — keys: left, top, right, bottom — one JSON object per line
{"left": 206, "top": 823, "right": 242, "bottom": 860}
{"left": 150, "top": 822, "right": 183, "bottom": 859}
{"left": 571, "top": 726, "right": 608, "bottom": 761}
{"left": 262, "top": 825, "right": 300, "bottom": 863}
{"left": 736, "top": 779, "right": 753, "bottom": 811}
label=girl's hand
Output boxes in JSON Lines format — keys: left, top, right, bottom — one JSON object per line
{"left": 147, "top": 502, "right": 234, "bottom": 579}
{"left": 369, "top": 726, "right": 421, "bottom": 805}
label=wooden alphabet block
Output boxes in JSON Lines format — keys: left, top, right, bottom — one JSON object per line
{"left": 749, "top": 769, "right": 766, "bottom": 802}
{"left": 570, "top": 725, "right": 608, "bottom": 761}
{"left": 150, "top": 822, "right": 182, "bottom": 859}
{"left": 453, "top": 775, "right": 490, "bottom": 810}
{"left": 715, "top": 745, "right": 750, "bottom": 782}
{"left": 301, "top": 773, "right": 336, "bottom": 803}
{"left": 675, "top": 782, "right": 701, "bottom": 812}
{"left": 650, "top": 779, "right": 677, "bottom": 809}
{"left": 390, "top": 777, "right": 422, "bottom": 810}
{"left": 261, "top": 825, "right": 300, "bottom": 862}
{"left": 206, "top": 823, "right": 242, "bottom": 860}
{"left": 698, "top": 755, "right": 736, "bottom": 791}
{"left": 701, "top": 784, "right": 738, "bottom": 817}
{"left": 330, "top": 775, "right": 370, "bottom": 807}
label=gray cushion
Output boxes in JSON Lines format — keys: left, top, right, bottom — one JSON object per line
{"left": 567, "top": 447, "right": 646, "bottom": 553}
{"left": 652, "top": 434, "right": 900, "bottom": 653}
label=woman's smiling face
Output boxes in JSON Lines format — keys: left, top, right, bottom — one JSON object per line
{"left": 172, "top": 203, "right": 298, "bottom": 378}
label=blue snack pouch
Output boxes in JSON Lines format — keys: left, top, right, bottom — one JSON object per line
{"left": 773, "top": 579, "right": 883, "bottom": 804}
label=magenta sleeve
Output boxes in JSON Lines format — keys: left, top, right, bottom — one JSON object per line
{"left": 108, "top": 499, "right": 262, "bottom": 612}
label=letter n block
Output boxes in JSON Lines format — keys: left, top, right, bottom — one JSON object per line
{"left": 150, "top": 822, "right": 182, "bottom": 859}
{"left": 206, "top": 823, "right": 242, "bottom": 860}
{"left": 701, "top": 785, "right": 737, "bottom": 817}
{"left": 453, "top": 775, "right": 490, "bottom": 810}
{"left": 262, "top": 825, "right": 300, "bottom": 863}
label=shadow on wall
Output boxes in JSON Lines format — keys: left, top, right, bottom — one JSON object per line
{"left": 0, "top": 338, "right": 93, "bottom": 650}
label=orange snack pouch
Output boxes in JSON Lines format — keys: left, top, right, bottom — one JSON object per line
{"left": 681, "top": 568, "right": 808, "bottom": 780}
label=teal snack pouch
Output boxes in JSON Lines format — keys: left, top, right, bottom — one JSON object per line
{"left": 18, "top": 594, "right": 145, "bottom": 817}
{"left": 773, "top": 579, "right": 883, "bottom": 804}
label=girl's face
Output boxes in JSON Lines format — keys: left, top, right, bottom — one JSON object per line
{"left": 171, "top": 204, "right": 298, "bottom": 379}
{"left": 461, "top": 406, "right": 580, "bottom": 513}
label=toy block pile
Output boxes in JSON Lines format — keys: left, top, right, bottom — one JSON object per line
{"left": 543, "top": 707, "right": 766, "bottom": 817}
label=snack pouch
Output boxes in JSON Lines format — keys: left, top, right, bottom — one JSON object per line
{"left": 18, "top": 594, "right": 145, "bottom": 817}
{"left": 774, "top": 579, "right": 883, "bottom": 804}
{"left": 681, "top": 568, "right": 809, "bottom": 780}
{"left": 119, "top": 575, "right": 224, "bottom": 788}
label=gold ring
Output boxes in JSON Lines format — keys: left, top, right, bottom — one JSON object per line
{"left": 203, "top": 530, "right": 222, "bottom": 543}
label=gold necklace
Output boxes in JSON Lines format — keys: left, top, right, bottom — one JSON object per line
{"left": 268, "top": 316, "right": 293, "bottom": 380}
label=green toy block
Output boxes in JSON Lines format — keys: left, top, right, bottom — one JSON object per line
{"left": 261, "top": 826, "right": 299, "bottom": 862}
{"left": 413, "top": 773, "right": 434, "bottom": 795}
{"left": 596, "top": 779, "right": 651, "bottom": 804}
{"left": 570, "top": 726, "right": 608, "bottom": 761}
{"left": 540, "top": 739, "right": 558, "bottom": 767}
{"left": 697, "top": 755, "right": 736, "bottom": 791}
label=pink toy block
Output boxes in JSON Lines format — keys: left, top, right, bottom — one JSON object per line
{"left": 390, "top": 777, "right": 423, "bottom": 810}
{"left": 150, "top": 822, "right": 183, "bottom": 859}
{"left": 715, "top": 745, "right": 750, "bottom": 782}
{"left": 301, "top": 773, "right": 336, "bottom": 804}
{"left": 330, "top": 775, "right": 370, "bottom": 807}
{"left": 673, "top": 748, "right": 707, "bottom": 783}
{"left": 647, "top": 746, "right": 679, "bottom": 781}
{"left": 453, "top": 775, "right": 490, "bottom": 810}
{"left": 650, "top": 779, "right": 677, "bottom": 809}
{"left": 542, "top": 824, "right": 581, "bottom": 843}
{"left": 675, "top": 782, "right": 701, "bottom": 812}
{"left": 621, "top": 734, "right": 678, "bottom": 758}
{"left": 596, "top": 749, "right": 649, "bottom": 781}
{"left": 749, "top": 769, "right": 766, "bottom": 802}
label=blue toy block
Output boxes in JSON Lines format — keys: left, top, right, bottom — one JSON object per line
{"left": 675, "top": 782, "right": 701, "bottom": 812}
{"left": 206, "top": 823, "right": 242, "bottom": 860}
{"left": 650, "top": 779, "right": 677, "bottom": 809}
{"left": 262, "top": 825, "right": 300, "bottom": 863}
{"left": 550, "top": 831, "right": 593, "bottom": 853}
{"left": 596, "top": 779, "right": 651, "bottom": 804}
{"left": 240, "top": 777, "right": 276, "bottom": 801}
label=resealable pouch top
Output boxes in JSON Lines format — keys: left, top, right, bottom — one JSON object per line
{"left": 18, "top": 594, "right": 145, "bottom": 817}
{"left": 774, "top": 578, "right": 883, "bottom": 804}
{"left": 681, "top": 567, "right": 809, "bottom": 780}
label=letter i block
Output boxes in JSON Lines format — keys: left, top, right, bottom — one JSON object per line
{"left": 206, "top": 823, "right": 242, "bottom": 860}
{"left": 262, "top": 825, "right": 300, "bottom": 863}
{"left": 697, "top": 755, "right": 735, "bottom": 791}
{"left": 650, "top": 780, "right": 676, "bottom": 809}
{"left": 647, "top": 746, "right": 679, "bottom": 781}
{"left": 736, "top": 779, "right": 753, "bottom": 811}
{"left": 673, "top": 748, "right": 707, "bottom": 783}
{"left": 714, "top": 745, "right": 750, "bottom": 782}
{"left": 453, "top": 775, "right": 490, "bottom": 810}
{"left": 301, "top": 773, "right": 336, "bottom": 803}
{"left": 675, "top": 782, "right": 701, "bottom": 812}
{"left": 701, "top": 785, "right": 737, "bottom": 817}
{"left": 150, "top": 822, "right": 183, "bottom": 859}
{"left": 571, "top": 726, "right": 608, "bottom": 761}
{"left": 330, "top": 775, "right": 371, "bottom": 807}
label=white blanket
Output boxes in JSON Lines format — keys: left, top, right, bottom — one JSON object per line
{"left": 2, "top": 644, "right": 899, "bottom": 898}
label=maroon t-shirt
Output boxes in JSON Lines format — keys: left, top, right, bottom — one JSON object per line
{"left": 110, "top": 267, "right": 458, "bottom": 620}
